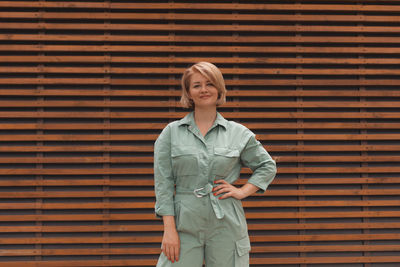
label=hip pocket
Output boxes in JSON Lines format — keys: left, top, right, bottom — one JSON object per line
{"left": 174, "top": 200, "right": 204, "bottom": 234}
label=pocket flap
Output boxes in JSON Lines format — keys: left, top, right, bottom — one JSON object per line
{"left": 214, "top": 147, "right": 240, "bottom": 158}
{"left": 235, "top": 236, "right": 251, "bottom": 257}
{"left": 171, "top": 146, "right": 197, "bottom": 157}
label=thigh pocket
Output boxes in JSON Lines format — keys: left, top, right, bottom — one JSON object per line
{"left": 213, "top": 147, "right": 240, "bottom": 177}
{"left": 235, "top": 236, "right": 251, "bottom": 267}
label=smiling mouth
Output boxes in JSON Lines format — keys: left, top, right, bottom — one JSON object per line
{"left": 200, "top": 95, "right": 211, "bottom": 99}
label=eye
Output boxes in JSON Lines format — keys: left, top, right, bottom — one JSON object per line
{"left": 207, "top": 83, "right": 214, "bottom": 87}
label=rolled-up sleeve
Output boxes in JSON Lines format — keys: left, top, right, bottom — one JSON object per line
{"left": 154, "top": 125, "right": 175, "bottom": 218}
{"left": 240, "top": 134, "right": 277, "bottom": 193}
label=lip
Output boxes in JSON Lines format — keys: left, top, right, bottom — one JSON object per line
{"left": 200, "top": 95, "right": 211, "bottom": 99}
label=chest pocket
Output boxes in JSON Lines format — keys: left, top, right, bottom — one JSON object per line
{"left": 213, "top": 147, "right": 240, "bottom": 177}
{"left": 171, "top": 146, "right": 198, "bottom": 176}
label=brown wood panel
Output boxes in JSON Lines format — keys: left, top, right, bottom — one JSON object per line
{"left": 1, "top": 0, "right": 400, "bottom": 266}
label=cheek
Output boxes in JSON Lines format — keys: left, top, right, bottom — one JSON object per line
{"left": 212, "top": 89, "right": 219, "bottom": 99}
{"left": 188, "top": 88, "right": 195, "bottom": 98}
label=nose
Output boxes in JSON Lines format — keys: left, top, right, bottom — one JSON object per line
{"left": 200, "top": 84, "right": 208, "bottom": 92}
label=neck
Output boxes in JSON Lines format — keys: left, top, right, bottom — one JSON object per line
{"left": 193, "top": 106, "right": 217, "bottom": 125}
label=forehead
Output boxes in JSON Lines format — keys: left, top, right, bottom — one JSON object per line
{"left": 190, "top": 72, "right": 209, "bottom": 83}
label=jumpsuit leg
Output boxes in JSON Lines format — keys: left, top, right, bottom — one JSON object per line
{"left": 156, "top": 231, "right": 204, "bottom": 267}
{"left": 204, "top": 197, "right": 251, "bottom": 267}
{"left": 157, "top": 195, "right": 208, "bottom": 267}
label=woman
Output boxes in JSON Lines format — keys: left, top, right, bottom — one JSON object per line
{"left": 154, "top": 62, "right": 277, "bottom": 267}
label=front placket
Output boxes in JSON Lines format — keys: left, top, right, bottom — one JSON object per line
{"left": 187, "top": 123, "right": 225, "bottom": 219}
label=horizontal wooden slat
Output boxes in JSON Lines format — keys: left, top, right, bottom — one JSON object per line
{"left": 2, "top": 111, "right": 400, "bottom": 119}
{"left": 3, "top": 11, "right": 400, "bottom": 23}
{"left": 1, "top": 167, "right": 400, "bottom": 175}
{"left": 1, "top": 122, "right": 400, "bottom": 130}
{"left": 2, "top": 245, "right": 400, "bottom": 259}
{"left": 3, "top": 44, "right": 400, "bottom": 54}
{"left": 0, "top": 256, "right": 400, "bottom": 267}
{"left": 1, "top": 89, "right": 400, "bottom": 97}
{"left": 3, "top": 244, "right": 400, "bottom": 257}
{"left": 0, "top": 233, "right": 399, "bottom": 245}
{"left": 0, "top": 2, "right": 399, "bottom": 12}
{"left": 0, "top": 177, "right": 399, "bottom": 187}
{"left": 0, "top": 189, "right": 399, "bottom": 198}
{"left": 4, "top": 23, "right": 400, "bottom": 34}
{"left": 3, "top": 56, "right": 400, "bottom": 65}
{"left": 2, "top": 78, "right": 400, "bottom": 86}
{"left": 0, "top": 155, "right": 399, "bottom": 164}
{"left": 1, "top": 222, "right": 400, "bottom": 234}
{"left": 1, "top": 145, "right": 400, "bottom": 153}
{"left": 4, "top": 34, "right": 400, "bottom": 44}
{"left": 2, "top": 100, "right": 400, "bottom": 109}
{"left": 4, "top": 67, "right": 400, "bottom": 76}
{"left": 1, "top": 134, "right": 400, "bottom": 142}
{"left": 0, "top": 200, "right": 399, "bottom": 210}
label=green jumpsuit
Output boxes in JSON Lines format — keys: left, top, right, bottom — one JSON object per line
{"left": 154, "top": 112, "right": 276, "bottom": 267}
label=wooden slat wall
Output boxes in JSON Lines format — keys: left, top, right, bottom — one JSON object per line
{"left": 0, "top": 0, "right": 400, "bottom": 266}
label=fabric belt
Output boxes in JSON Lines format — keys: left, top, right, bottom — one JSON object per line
{"left": 175, "top": 183, "right": 225, "bottom": 219}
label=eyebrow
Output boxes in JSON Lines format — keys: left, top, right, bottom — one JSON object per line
{"left": 192, "top": 80, "right": 211, "bottom": 84}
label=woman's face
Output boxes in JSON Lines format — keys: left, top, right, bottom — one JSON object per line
{"left": 189, "top": 72, "right": 219, "bottom": 109}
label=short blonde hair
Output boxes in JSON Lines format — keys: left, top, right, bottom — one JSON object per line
{"left": 180, "top": 62, "right": 226, "bottom": 109}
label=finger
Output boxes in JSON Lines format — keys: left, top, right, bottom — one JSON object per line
{"left": 213, "top": 182, "right": 228, "bottom": 192}
{"left": 164, "top": 245, "right": 169, "bottom": 261}
{"left": 168, "top": 246, "right": 175, "bottom": 263}
{"left": 175, "top": 245, "right": 180, "bottom": 262}
{"left": 213, "top": 185, "right": 229, "bottom": 195}
{"left": 219, "top": 191, "right": 232, "bottom": 200}
{"left": 213, "top": 184, "right": 228, "bottom": 192}
{"left": 170, "top": 246, "right": 175, "bottom": 263}
{"left": 215, "top": 179, "right": 228, "bottom": 184}
{"left": 214, "top": 186, "right": 230, "bottom": 196}
{"left": 165, "top": 245, "right": 171, "bottom": 262}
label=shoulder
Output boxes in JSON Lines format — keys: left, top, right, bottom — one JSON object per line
{"left": 156, "top": 116, "right": 187, "bottom": 142}
{"left": 223, "top": 119, "right": 256, "bottom": 149}
{"left": 225, "top": 119, "right": 255, "bottom": 137}
{"left": 165, "top": 120, "right": 181, "bottom": 130}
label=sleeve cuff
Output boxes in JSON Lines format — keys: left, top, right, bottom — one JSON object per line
{"left": 247, "top": 180, "right": 268, "bottom": 194}
{"left": 155, "top": 206, "right": 175, "bottom": 219}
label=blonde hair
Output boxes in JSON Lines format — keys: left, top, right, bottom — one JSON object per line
{"left": 180, "top": 62, "right": 226, "bottom": 109}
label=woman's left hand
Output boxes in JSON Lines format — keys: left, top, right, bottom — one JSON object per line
{"left": 213, "top": 179, "right": 247, "bottom": 200}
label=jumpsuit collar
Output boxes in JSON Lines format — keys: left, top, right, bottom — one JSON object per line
{"left": 178, "top": 111, "right": 228, "bottom": 130}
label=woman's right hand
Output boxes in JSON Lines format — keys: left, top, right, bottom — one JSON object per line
{"left": 161, "top": 216, "right": 180, "bottom": 263}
